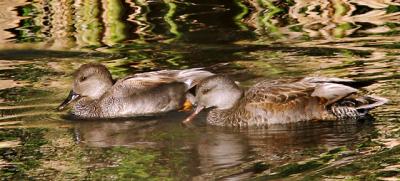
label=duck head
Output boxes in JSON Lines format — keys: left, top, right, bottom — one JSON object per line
{"left": 57, "top": 63, "right": 113, "bottom": 111}
{"left": 182, "top": 75, "right": 243, "bottom": 124}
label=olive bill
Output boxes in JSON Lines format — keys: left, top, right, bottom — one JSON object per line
{"left": 57, "top": 90, "right": 81, "bottom": 111}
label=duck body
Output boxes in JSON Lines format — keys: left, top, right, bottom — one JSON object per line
{"left": 73, "top": 80, "right": 187, "bottom": 118}
{"left": 186, "top": 75, "right": 388, "bottom": 127}
{"left": 58, "top": 63, "right": 214, "bottom": 118}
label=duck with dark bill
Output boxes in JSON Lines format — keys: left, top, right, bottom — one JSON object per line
{"left": 57, "top": 63, "right": 214, "bottom": 118}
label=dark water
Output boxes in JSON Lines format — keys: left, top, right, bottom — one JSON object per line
{"left": 0, "top": 0, "right": 400, "bottom": 180}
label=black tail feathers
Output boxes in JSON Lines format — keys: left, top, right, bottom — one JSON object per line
{"left": 330, "top": 95, "right": 388, "bottom": 120}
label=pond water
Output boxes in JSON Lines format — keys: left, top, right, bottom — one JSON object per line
{"left": 0, "top": 0, "right": 400, "bottom": 180}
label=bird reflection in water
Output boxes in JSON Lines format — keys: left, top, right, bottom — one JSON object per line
{"left": 71, "top": 112, "right": 375, "bottom": 178}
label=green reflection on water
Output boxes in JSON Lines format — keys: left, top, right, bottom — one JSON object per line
{"left": 303, "top": 145, "right": 400, "bottom": 180}
{"left": 14, "top": 4, "right": 43, "bottom": 43}
{"left": 387, "top": 5, "right": 400, "bottom": 13}
{"left": 103, "top": 0, "right": 128, "bottom": 45}
{"left": 89, "top": 147, "right": 174, "bottom": 180}
{"left": 233, "top": 0, "right": 249, "bottom": 31}
{"left": 333, "top": 23, "right": 353, "bottom": 38}
{"left": 0, "top": 0, "right": 399, "bottom": 180}
{"left": 0, "top": 87, "right": 50, "bottom": 102}
{"left": 163, "top": 0, "right": 181, "bottom": 42}
{"left": 257, "top": 0, "right": 283, "bottom": 38}
{"left": 0, "top": 64, "right": 60, "bottom": 82}
{"left": 0, "top": 128, "right": 48, "bottom": 179}
{"left": 75, "top": 0, "right": 103, "bottom": 47}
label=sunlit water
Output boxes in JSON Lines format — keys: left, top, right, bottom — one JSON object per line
{"left": 0, "top": 0, "right": 400, "bottom": 180}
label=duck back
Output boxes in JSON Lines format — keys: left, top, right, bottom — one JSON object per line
{"left": 207, "top": 78, "right": 388, "bottom": 127}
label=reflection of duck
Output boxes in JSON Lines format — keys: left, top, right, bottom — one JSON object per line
{"left": 57, "top": 63, "right": 213, "bottom": 118}
{"left": 184, "top": 75, "right": 388, "bottom": 127}
{"left": 72, "top": 114, "right": 373, "bottom": 180}
{"left": 73, "top": 119, "right": 159, "bottom": 147}
{"left": 193, "top": 121, "right": 372, "bottom": 179}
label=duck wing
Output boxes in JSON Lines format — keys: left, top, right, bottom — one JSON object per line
{"left": 245, "top": 79, "right": 387, "bottom": 121}
{"left": 173, "top": 68, "right": 215, "bottom": 89}
{"left": 97, "top": 73, "right": 188, "bottom": 116}
{"left": 110, "top": 73, "right": 180, "bottom": 97}
{"left": 243, "top": 80, "right": 327, "bottom": 124}
{"left": 244, "top": 80, "right": 317, "bottom": 107}
{"left": 301, "top": 76, "right": 376, "bottom": 88}
{"left": 106, "top": 68, "right": 213, "bottom": 98}
{"left": 246, "top": 79, "right": 360, "bottom": 106}
{"left": 119, "top": 68, "right": 214, "bottom": 91}
{"left": 300, "top": 77, "right": 387, "bottom": 109}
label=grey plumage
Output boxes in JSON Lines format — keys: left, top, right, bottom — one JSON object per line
{"left": 58, "top": 63, "right": 214, "bottom": 118}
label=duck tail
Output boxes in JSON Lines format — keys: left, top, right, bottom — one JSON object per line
{"left": 330, "top": 95, "right": 388, "bottom": 120}
{"left": 356, "top": 95, "right": 389, "bottom": 112}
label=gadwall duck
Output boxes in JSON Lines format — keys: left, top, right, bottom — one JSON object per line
{"left": 183, "top": 75, "right": 388, "bottom": 127}
{"left": 57, "top": 63, "right": 214, "bottom": 118}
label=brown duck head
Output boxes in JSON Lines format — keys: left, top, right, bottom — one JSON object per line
{"left": 182, "top": 75, "right": 243, "bottom": 124}
{"left": 57, "top": 63, "right": 113, "bottom": 111}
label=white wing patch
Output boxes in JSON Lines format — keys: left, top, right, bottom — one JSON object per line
{"left": 175, "top": 68, "right": 214, "bottom": 89}
{"left": 303, "top": 77, "right": 354, "bottom": 83}
{"left": 312, "top": 83, "right": 358, "bottom": 104}
{"left": 184, "top": 79, "right": 193, "bottom": 87}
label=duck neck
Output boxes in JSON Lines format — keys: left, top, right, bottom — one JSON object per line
{"left": 207, "top": 97, "right": 248, "bottom": 127}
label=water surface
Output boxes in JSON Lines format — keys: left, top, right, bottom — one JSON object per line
{"left": 0, "top": 0, "right": 400, "bottom": 180}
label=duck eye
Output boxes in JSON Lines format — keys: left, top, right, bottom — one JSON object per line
{"left": 80, "top": 76, "right": 87, "bottom": 82}
{"left": 201, "top": 88, "right": 211, "bottom": 94}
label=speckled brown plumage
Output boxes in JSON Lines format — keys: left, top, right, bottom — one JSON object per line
{"left": 190, "top": 76, "right": 388, "bottom": 127}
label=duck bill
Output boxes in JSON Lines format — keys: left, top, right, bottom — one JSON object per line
{"left": 182, "top": 105, "right": 205, "bottom": 124}
{"left": 57, "top": 90, "right": 81, "bottom": 111}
